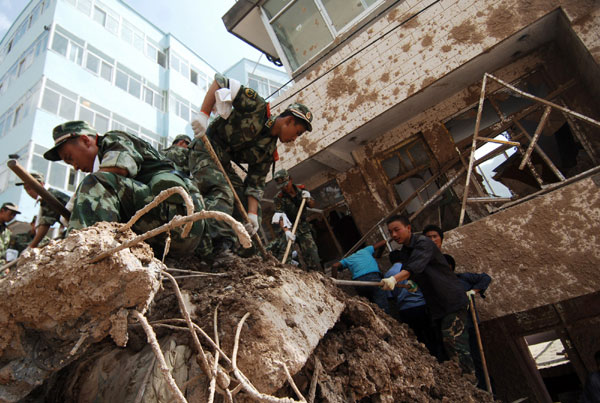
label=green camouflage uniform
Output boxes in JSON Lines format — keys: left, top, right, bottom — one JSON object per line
{"left": 161, "top": 145, "right": 190, "bottom": 176}
{"left": 273, "top": 184, "right": 321, "bottom": 270}
{"left": 69, "top": 131, "right": 209, "bottom": 257}
{"left": 440, "top": 308, "right": 475, "bottom": 376}
{"left": 10, "top": 231, "right": 34, "bottom": 253}
{"left": 0, "top": 223, "right": 11, "bottom": 265}
{"left": 38, "top": 188, "right": 70, "bottom": 227}
{"left": 189, "top": 74, "right": 277, "bottom": 244}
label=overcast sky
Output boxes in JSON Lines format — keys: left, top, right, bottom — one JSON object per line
{"left": 1, "top": 0, "right": 283, "bottom": 73}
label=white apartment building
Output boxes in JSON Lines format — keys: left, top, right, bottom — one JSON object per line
{"left": 0, "top": 0, "right": 216, "bottom": 222}
{"left": 224, "top": 57, "right": 291, "bottom": 101}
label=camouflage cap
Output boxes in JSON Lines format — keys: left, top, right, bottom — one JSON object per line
{"left": 44, "top": 121, "right": 97, "bottom": 161}
{"left": 285, "top": 103, "right": 313, "bottom": 132}
{"left": 1, "top": 202, "right": 21, "bottom": 214}
{"left": 16, "top": 172, "right": 44, "bottom": 186}
{"left": 172, "top": 134, "right": 191, "bottom": 145}
{"left": 273, "top": 169, "right": 290, "bottom": 189}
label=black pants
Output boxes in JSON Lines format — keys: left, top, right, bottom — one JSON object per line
{"left": 397, "top": 305, "right": 436, "bottom": 354}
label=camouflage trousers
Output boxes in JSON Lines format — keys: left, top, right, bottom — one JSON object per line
{"left": 69, "top": 171, "right": 209, "bottom": 257}
{"left": 189, "top": 140, "right": 236, "bottom": 243}
{"left": 269, "top": 226, "right": 321, "bottom": 270}
{"left": 189, "top": 140, "right": 262, "bottom": 252}
{"left": 440, "top": 307, "right": 475, "bottom": 376}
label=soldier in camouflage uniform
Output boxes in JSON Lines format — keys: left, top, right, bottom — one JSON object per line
{"left": 190, "top": 73, "right": 313, "bottom": 256}
{"left": 161, "top": 134, "right": 191, "bottom": 176}
{"left": 271, "top": 169, "right": 321, "bottom": 270}
{"left": 10, "top": 217, "right": 36, "bottom": 253}
{"left": 43, "top": 121, "right": 209, "bottom": 257}
{"left": 16, "top": 172, "right": 70, "bottom": 248}
{"left": 0, "top": 202, "right": 20, "bottom": 266}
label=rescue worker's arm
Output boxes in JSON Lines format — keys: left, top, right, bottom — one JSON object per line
{"left": 29, "top": 224, "right": 50, "bottom": 248}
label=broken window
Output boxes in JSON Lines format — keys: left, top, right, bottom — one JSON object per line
{"left": 441, "top": 70, "right": 592, "bottom": 199}
{"left": 379, "top": 137, "right": 439, "bottom": 214}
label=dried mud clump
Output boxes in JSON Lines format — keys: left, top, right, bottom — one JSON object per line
{"left": 421, "top": 34, "right": 433, "bottom": 47}
{"left": 450, "top": 20, "right": 485, "bottom": 44}
{"left": 349, "top": 90, "right": 379, "bottom": 112}
{"left": 486, "top": 5, "right": 516, "bottom": 38}
{"left": 422, "top": 77, "right": 436, "bottom": 89}
{"left": 327, "top": 65, "right": 359, "bottom": 99}
{"left": 404, "top": 13, "right": 420, "bottom": 29}
{"left": 280, "top": 299, "right": 494, "bottom": 402}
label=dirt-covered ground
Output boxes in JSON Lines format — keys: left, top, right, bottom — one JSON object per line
{"left": 5, "top": 231, "right": 492, "bottom": 402}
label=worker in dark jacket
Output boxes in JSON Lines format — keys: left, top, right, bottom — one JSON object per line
{"left": 382, "top": 216, "right": 474, "bottom": 377}
{"left": 424, "top": 223, "right": 492, "bottom": 389}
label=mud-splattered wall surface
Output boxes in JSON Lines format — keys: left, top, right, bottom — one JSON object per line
{"left": 443, "top": 175, "right": 600, "bottom": 321}
{"left": 270, "top": 0, "right": 600, "bottom": 169}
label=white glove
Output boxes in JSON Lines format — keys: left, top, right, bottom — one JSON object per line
{"left": 5, "top": 249, "right": 18, "bottom": 262}
{"left": 301, "top": 190, "right": 311, "bottom": 199}
{"left": 191, "top": 112, "right": 210, "bottom": 139}
{"left": 380, "top": 277, "right": 397, "bottom": 291}
{"left": 244, "top": 213, "right": 259, "bottom": 236}
{"left": 285, "top": 230, "right": 296, "bottom": 242}
{"left": 466, "top": 290, "right": 477, "bottom": 298}
{"left": 271, "top": 212, "right": 292, "bottom": 228}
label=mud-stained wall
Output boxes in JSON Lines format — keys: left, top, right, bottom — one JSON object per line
{"left": 443, "top": 175, "right": 600, "bottom": 321}
{"left": 328, "top": 47, "right": 563, "bottom": 234}
{"left": 270, "top": 0, "right": 600, "bottom": 168}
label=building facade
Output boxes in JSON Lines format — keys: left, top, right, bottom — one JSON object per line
{"left": 224, "top": 57, "right": 291, "bottom": 100}
{"left": 223, "top": 0, "right": 600, "bottom": 401}
{"left": 0, "top": 0, "right": 216, "bottom": 222}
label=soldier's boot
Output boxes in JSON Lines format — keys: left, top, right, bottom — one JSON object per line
{"left": 211, "top": 238, "right": 238, "bottom": 268}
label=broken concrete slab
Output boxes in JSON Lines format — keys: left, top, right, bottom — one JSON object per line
{"left": 0, "top": 222, "right": 162, "bottom": 402}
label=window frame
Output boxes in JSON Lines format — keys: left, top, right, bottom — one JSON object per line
{"left": 260, "top": 0, "right": 384, "bottom": 74}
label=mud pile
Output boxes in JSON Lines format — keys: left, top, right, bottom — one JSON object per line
{"left": 1, "top": 224, "right": 492, "bottom": 402}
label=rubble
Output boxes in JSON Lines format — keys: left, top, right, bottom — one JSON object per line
{"left": 0, "top": 223, "right": 492, "bottom": 402}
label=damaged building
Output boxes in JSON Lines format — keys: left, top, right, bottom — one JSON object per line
{"left": 223, "top": 0, "right": 600, "bottom": 401}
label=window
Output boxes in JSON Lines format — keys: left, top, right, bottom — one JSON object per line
{"left": 59, "top": 97, "right": 76, "bottom": 120}
{"left": 143, "top": 87, "right": 153, "bottom": 105}
{"left": 321, "top": 0, "right": 377, "bottom": 31}
{"left": 52, "top": 27, "right": 84, "bottom": 66}
{"left": 379, "top": 137, "right": 438, "bottom": 214}
{"left": 170, "top": 94, "right": 191, "bottom": 120}
{"left": 145, "top": 43, "right": 167, "bottom": 67}
{"left": 115, "top": 70, "right": 128, "bottom": 91}
{"left": 41, "top": 88, "right": 60, "bottom": 114}
{"left": 68, "top": 42, "right": 83, "bottom": 64}
{"left": 13, "top": 105, "right": 23, "bottom": 127}
{"left": 85, "top": 52, "right": 100, "bottom": 74}
{"left": 92, "top": 3, "right": 119, "bottom": 34}
{"left": 51, "top": 32, "right": 69, "bottom": 56}
{"left": 77, "top": 0, "right": 92, "bottom": 15}
{"left": 121, "top": 19, "right": 144, "bottom": 52}
{"left": 93, "top": 6, "right": 107, "bottom": 26}
{"left": 170, "top": 51, "right": 190, "bottom": 77}
{"left": 41, "top": 81, "right": 77, "bottom": 119}
{"left": 0, "top": 81, "right": 41, "bottom": 137}
{"left": 190, "top": 69, "right": 198, "bottom": 85}
{"left": 263, "top": 0, "right": 381, "bottom": 71}
{"left": 85, "top": 49, "right": 114, "bottom": 82}
{"left": 49, "top": 163, "right": 67, "bottom": 188}
{"left": 128, "top": 78, "right": 141, "bottom": 98}
{"left": 31, "top": 143, "right": 80, "bottom": 193}
{"left": 100, "top": 61, "right": 113, "bottom": 81}
{"left": 247, "top": 73, "right": 288, "bottom": 99}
